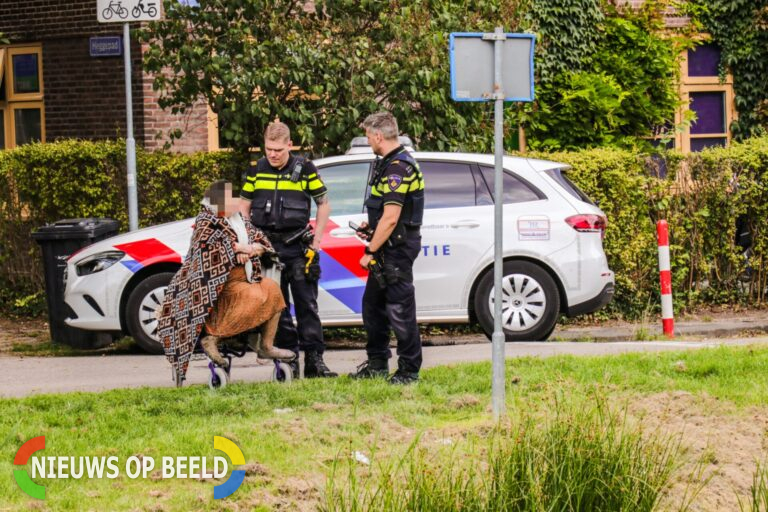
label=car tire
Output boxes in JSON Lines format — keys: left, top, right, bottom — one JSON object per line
{"left": 126, "top": 272, "right": 175, "bottom": 354}
{"left": 473, "top": 261, "right": 560, "bottom": 342}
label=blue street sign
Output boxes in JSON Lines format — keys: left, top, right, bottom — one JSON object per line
{"left": 90, "top": 36, "right": 123, "bottom": 57}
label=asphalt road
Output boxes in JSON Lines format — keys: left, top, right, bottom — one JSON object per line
{"left": 2, "top": 337, "right": 766, "bottom": 398}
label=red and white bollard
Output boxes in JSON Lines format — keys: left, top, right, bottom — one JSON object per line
{"left": 656, "top": 220, "right": 674, "bottom": 338}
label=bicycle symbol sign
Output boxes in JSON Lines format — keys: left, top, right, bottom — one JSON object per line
{"left": 97, "top": 0, "right": 162, "bottom": 22}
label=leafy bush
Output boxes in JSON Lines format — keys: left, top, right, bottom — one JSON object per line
{"left": 0, "top": 140, "right": 246, "bottom": 315}
{"left": 551, "top": 137, "right": 768, "bottom": 318}
{"left": 519, "top": 0, "right": 685, "bottom": 151}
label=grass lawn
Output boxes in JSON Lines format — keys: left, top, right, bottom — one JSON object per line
{"left": 1, "top": 344, "right": 768, "bottom": 511}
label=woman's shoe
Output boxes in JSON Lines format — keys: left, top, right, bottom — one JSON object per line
{"left": 251, "top": 333, "right": 296, "bottom": 361}
{"left": 257, "top": 346, "right": 297, "bottom": 361}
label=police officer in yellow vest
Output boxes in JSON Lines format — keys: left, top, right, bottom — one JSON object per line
{"left": 350, "top": 112, "right": 425, "bottom": 385}
{"left": 239, "top": 121, "right": 337, "bottom": 378}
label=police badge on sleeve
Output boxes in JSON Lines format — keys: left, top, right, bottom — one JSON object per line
{"left": 387, "top": 174, "right": 402, "bottom": 191}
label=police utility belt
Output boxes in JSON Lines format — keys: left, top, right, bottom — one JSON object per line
{"left": 262, "top": 227, "right": 310, "bottom": 245}
{"left": 386, "top": 223, "right": 420, "bottom": 246}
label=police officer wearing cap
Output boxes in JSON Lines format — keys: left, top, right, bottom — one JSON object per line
{"left": 239, "top": 121, "right": 337, "bottom": 378}
{"left": 351, "top": 111, "right": 425, "bottom": 385}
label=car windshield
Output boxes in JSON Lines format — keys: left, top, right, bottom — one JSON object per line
{"left": 316, "top": 161, "right": 371, "bottom": 215}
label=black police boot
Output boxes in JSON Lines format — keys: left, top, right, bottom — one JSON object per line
{"left": 349, "top": 358, "right": 389, "bottom": 379}
{"left": 388, "top": 369, "right": 419, "bottom": 385}
{"left": 304, "top": 351, "right": 338, "bottom": 378}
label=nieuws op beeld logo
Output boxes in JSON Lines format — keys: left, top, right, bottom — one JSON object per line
{"left": 13, "top": 435, "right": 246, "bottom": 500}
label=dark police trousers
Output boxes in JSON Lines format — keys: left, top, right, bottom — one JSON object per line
{"left": 362, "top": 236, "right": 422, "bottom": 373}
{"left": 271, "top": 240, "right": 324, "bottom": 355}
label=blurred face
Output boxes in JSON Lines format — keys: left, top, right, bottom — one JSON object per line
{"left": 223, "top": 192, "right": 239, "bottom": 217}
{"left": 213, "top": 183, "right": 238, "bottom": 217}
{"left": 365, "top": 128, "right": 383, "bottom": 156}
{"left": 264, "top": 138, "right": 291, "bottom": 169}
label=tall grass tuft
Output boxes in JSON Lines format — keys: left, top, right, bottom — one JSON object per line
{"left": 740, "top": 461, "right": 768, "bottom": 512}
{"left": 322, "top": 397, "right": 680, "bottom": 512}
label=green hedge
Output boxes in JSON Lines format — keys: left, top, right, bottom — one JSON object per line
{"left": 535, "top": 137, "right": 768, "bottom": 318}
{"left": 0, "top": 140, "right": 247, "bottom": 315}
{"left": 1, "top": 138, "right": 766, "bottom": 319}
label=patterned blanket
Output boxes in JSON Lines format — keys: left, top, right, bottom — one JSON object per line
{"left": 157, "top": 206, "right": 272, "bottom": 382}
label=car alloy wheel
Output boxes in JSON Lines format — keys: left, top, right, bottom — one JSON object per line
{"left": 488, "top": 273, "right": 547, "bottom": 332}
{"left": 125, "top": 272, "right": 175, "bottom": 354}
{"left": 137, "top": 285, "right": 166, "bottom": 341}
{"left": 473, "top": 260, "right": 560, "bottom": 342}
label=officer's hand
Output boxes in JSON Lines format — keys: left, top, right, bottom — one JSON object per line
{"left": 359, "top": 253, "right": 373, "bottom": 270}
{"left": 358, "top": 221, "right": 371, "bottom": 241}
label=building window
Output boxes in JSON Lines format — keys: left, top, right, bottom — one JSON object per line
{"left": 0, "top": 44, "right": 45, "bottom": 149}
{"left": 676, "top": 42, "right": 735, "bottom": 153}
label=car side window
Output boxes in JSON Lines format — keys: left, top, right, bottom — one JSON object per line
{"left": 316, "top": 161, "right": 371, "bottom": 215}
{"left": 479, "top": 165, "right": 545, "bottom": 203}
{"left": 420, "top": 161, "right": 477, "bottom": 209}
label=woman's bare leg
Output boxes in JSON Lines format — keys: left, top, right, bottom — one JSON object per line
{"left": 261, "top": 311, "right": 279, "bottom": 347}
{"left": 257, "top": 312, "right": 296, "bottom": 360}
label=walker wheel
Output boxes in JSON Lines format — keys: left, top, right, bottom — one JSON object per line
{"left": 208, "top": 366, "right": 229, "bottom": 389}
{"left": 272, "top": 361, "right": 294, "bottom": 383}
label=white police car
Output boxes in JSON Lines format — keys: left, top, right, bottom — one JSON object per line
{"left": 63, "top": 148, "right": 614, "bottom": 353}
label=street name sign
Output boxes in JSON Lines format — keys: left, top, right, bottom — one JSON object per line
{"left": 89, "top": 36, "right": 122, "bottom": 57}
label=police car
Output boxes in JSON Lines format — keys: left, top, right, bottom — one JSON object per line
{"left": 63, "top": 143, "right": 614, "bottom": 353}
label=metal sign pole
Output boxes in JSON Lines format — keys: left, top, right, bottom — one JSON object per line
{"left": 123, "top": 22, "right": 139, "bottom": 231}
{"left": 490, "top": 26, "right": 506, "bottom": 420}
{"left": 449, "top": 29, "right": 534, "bottom": 422}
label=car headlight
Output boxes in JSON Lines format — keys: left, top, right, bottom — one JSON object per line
{"left": 75, "top": 251, "right": 126, "bottom": 276}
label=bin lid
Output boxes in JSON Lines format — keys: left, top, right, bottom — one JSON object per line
{"left": 32, "top": 218, "right": 121, "bottom": 241}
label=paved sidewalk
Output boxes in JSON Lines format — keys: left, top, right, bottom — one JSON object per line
{"left": 2, "top": 338, "right": 767, "bottom": 398}
{"left": 413, "top": 309, "right": 768, "bottom": 347}
{"left": 550, "top": 309, "right": 768, "bottom": 342}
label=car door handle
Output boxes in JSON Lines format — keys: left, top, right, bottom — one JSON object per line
{"left": 450, "top": 221, "right": 480, "bottom": 229}
{"left": 329, "top": 228, "right": 357, "bottom": 238}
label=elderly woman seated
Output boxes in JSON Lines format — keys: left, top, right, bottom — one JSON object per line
{"left": 157, "top": 180, "right": 294, "bottom": 384}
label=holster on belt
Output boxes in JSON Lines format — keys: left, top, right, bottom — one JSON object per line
{"left": 368, "top": 254, "right": 388, "bottom": 288}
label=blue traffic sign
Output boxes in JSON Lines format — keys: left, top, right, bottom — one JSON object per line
{"left": 89, "top": 36, "right": 123, "bottom": 57}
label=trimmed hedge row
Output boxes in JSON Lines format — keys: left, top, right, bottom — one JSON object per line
{"left": 1, "top": 138, "right": 766, "bottom": 318}
{"left": 534, "top": 137, "right": 768, "bottom": 318}
{"left": 0, "top": 140, "right": 247, "bottom": 315}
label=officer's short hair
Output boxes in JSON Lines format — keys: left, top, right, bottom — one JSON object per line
{"left": 264, "top": 121, "right": 291, "bottom": 144}
{"left": 362, "top": 112, "right": 399, "bottom": 141}
{"left": 203, "top": 180, "right": 232, "bottom": 210}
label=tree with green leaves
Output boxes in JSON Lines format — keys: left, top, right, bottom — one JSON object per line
{"left": 140, "top": 0, "right": 687, "bottom": 156}
{"left": 691, "top": 0, "right": 768, "bottom": 140}
{"left": 140, "top": 0, "right": 526, "bottom": 157}
{"left": 517, "top": 0, "right": 687, "bottom": 151}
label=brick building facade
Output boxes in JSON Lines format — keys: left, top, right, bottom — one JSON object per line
{"left": 0, "top": 0, "right": 212, "bottom": 152}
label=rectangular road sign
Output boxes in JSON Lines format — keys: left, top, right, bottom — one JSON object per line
{"left": 97, "top": 0, "right": 162, "bottom": 23}
{"left": 449, "top": 33, "right": 535, "bottom": 102}
{"left": 90, "top": 36, "right": 122, "bottom": 57}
